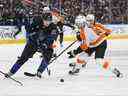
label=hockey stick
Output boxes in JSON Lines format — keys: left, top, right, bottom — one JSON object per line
{"left": 0, "top": 70, "right": 23, "bottom": 86}
{"left": 24, "top": 67, "right": 51, "bottom": 77}
{"left": 24, "top": 40, "right": 77, "bottom": 77}
{"left": 50, "top": 40, "right": 77, "bottom": 64}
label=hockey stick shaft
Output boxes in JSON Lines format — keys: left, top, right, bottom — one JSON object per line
{"left": 0, "top": 70, "right": 23, "bottom": 86}
{"left": 50, "top": 40, "right": 77, "bottom": 64}
{"left": 46, "top": 40, "right": 77, "bottom": 74}
{"left": 43, "top": 58, "right": 50, "bottom": 76}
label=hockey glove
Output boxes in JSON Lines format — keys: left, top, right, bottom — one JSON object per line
{"left": 76, "top": 31, "right": 82, "bottom": 41}
{"left": 105, "top": 31, "right": 111, "bottom": 36}
{"left": 41, "top": 43, "right": 48, "bottom": 50}
{"left": 67, "top": 50, "right": 75, "bottom": 58}
{"left": 67, "top": 47, "right": 83, "bottom": 58}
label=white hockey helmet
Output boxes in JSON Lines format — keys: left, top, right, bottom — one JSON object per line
{"left": 43, "top": 6, "right": 50, "bottom": 13}
{"left": 86, "top": 14, "right": 95, "bottom": 21}
{"left": 75, "top": 14, "right": 86, "bottom": 27}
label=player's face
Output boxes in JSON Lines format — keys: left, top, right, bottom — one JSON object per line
{"left": 43, "top": 20, "right": 51, "bottom": 27}
{"left": 43, "top": 13, "right": 52, "bottom": 26}
{"left": 86, "top": 20, "right": 94, "bottom": 27}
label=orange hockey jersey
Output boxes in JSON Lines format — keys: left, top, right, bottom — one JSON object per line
{"left": 79, "top": 23, "right": 112, "bottom": 50}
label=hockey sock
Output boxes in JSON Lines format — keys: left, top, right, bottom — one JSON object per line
{"left": 77, "top": 58, "right": 86, "bottom": 65}
{"left": 10, "top": 64, "right": 22, "bottom": 74}
{"left": 37, "top": 59, "right": 48, "bottom": 73}
{"left": 76, "top": 52, "right": 88, "bottom": 67}
{"left": 96, "top": 58, "right": 110, "bottom": 70}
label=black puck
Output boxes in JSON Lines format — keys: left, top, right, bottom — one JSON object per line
{"left": 60, "top": 78, "right": 64, "bottom": 82}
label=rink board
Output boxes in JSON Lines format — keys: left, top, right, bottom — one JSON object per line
{"left": 0, "top": 25, "right": 128, "bottom": 44}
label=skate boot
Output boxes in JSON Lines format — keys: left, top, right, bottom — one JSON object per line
{"left": 69, "top": 62, "right": 82, "bottom": 75}
{"left": 69, "top": 62, "right": 76, "bottom": 67}
{"left": 36, "top": 71, "right": 42, "bottom": 78}
{"left": 69, "top": 68, "right": 80, "bottom": 75}
{"left": 5, "top": 72, "right": 13, "bottom": 78}
{"left": 82, "top": 63, "right": 86, "bottom": 68}
{"left": 113, "top": 68, "right": 123, "bottom": 78}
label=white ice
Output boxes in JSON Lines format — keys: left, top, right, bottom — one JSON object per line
{"left": 0, "top": 39, "right": 128, "bottom": 96}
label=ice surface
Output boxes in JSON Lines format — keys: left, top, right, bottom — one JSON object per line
{"left": 0, "top": 39, "right": 128, "bottom": 96}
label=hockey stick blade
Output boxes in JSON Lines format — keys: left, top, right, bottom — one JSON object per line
{"left": 24, "top": 70, "right": 51, "bottom": 77}
{"left": 24, "top": 72, "right": 36, "bottom": 77}
{"left": 0, "top": 70, "right": 23, "bottom": 86}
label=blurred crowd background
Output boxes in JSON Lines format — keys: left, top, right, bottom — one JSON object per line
{"left": 0, "top": 0, "right": 127, "bottom": 26}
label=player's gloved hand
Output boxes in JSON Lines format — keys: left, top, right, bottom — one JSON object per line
{"left": 105, "top": 31, "right": 111, "bottom": 36}
{"left": 67, "top": 50, "right": 75, "bottom": 58}
{"left": 76, "top": 32, "right": 82, "bottom": 41}
{"left": 104, "top": 29, "right": 112, "bottom": 36}
{"left": 76, "top": 35, "right": 81, "bottom": 41}
{"left": 41, "top": 43, "right": 48, "bottom": 50}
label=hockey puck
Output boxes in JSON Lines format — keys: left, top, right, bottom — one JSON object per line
{"left": 60, "top": 78, "right": 64, "bottom": 82}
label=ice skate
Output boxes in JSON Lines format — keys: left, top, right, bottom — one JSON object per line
{"left": 36, "top": 71, "right": 42, "bottom": 78}
{"left": 69, "top": 68, "right": 80, "bottom": 75}
{"left": 69, "top": 62, "right": 76, "bottom": 67}
{"left": 112, "top": 68, "right": 123, "bottom": 78}
{"left": 69, "top": 63, "right": 80, "bottom": 75}
{"left": 82, "top": 63, "right": 86, "bottom": 68}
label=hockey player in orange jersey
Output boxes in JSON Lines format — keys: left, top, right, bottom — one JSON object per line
{"left": 67, "top": 14, "right": 123, "bottom": 78}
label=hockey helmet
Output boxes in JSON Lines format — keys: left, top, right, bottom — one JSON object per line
{"left": 86, "top": 14, "right": 95, "bottom": 26}
{"left": 43, "top": 6, "right": 51, "bottom": 13}
{"left": 43, "top": 12, "right": 52, "bottom": 26}
{"left": 75, "top": 14, "right": 86, "bottom": 27}
{"left": 86, "top": 14, "right": 95, "bottom": 21}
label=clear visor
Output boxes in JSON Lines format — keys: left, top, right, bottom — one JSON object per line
{"left": 86, "top": 19, "right": 94, "bottom": 27}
